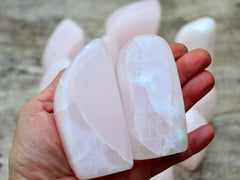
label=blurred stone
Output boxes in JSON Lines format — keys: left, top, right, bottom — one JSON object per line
{"left": 151, "top": 167, "right": 174, "bottom": 180}
{"left": 175, "top": 17, "right": 217, "bottom": 122}
{"left": 117, "top": 35, "right": 187, "bottom": 160}
{"left": 42, "top": 19, "right": 85, "bottom": 70}
{"left": 193, "top": 87, "right": 217, "bottom": 122}
{"left": 105, "top": 0, "right": 161, "bottom": 48}
{"left": 54, "top": 39, "right": 132, "bottom": 179}
{"left": 180, "top": 109, "right": 208, "bottom": 170}
{"left": 175, "top": 17, "right": 216, "bottom": 58}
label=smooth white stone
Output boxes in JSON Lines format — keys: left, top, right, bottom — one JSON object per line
{"left": 54, "top": 39, "right": 133, "bottom": 179}
{"left": 102, "top": 35, "right": 119, "bottom": 67}
{"left": 117, "top": 35, "right": 187, "bottom": 160}
{"left": 180, "top": 109, "right": 207, "bottom": 170}
{"left": 150, "top": 167, "right": 174, "bottom": 180}
{"left": 175, "top": 17, "right": 216, "bottom": 58}
{"left": 42, "top": 19, "right": 84, "bottom": 70}
{"left": 105, "top": 0, "right": 161, "bottom": 48}
{"left": 175, "top": 17, "right": 217, "bottom": 122}
{"left": 39, "top": 58, "right": 70, "bottom": 92}
{"left": 193, "top": 87, "right": 217, "bottom": 122}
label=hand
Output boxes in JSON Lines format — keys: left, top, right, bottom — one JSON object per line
{"left": 9, "top": 43, "right": 215, "bottom": 180}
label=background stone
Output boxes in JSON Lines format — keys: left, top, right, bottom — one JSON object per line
{"left": 0, "top": 0, "right": 239, "bottom": 179}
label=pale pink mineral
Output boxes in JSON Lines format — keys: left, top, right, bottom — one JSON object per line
{"left": 175, "top": 17, "right": 217, "bottom": 122}
{"left": 54, "top": 39, "right": 132, "bottom": 179}
{"left": 193, "top": 87, "right": 217, "bottom": 122}
{"left": 150, "top": 167, "right": 174, "bottom": 180}
{"left": 105, "top": 0, "right": 161, "bottom": 48}
{"left": 42, "top": 19, "right": 84, "bottom": 70}
{"left": 102, "top": 35, "right": 119, "bottom": 67}
{"left": 116, "top": 35, "right": 187, "bottom": 160}
{"left": 175, "top": 17, "right": 216, "bottom": 58}
{"left": 180, "top": 109, "right": 208, "bottom": 170}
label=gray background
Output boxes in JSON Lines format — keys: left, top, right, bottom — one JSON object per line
{"left": 0, "top": 0, "right": 239, "bottom": 179}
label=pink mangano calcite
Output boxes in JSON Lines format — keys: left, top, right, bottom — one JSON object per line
{"left": 102, "top": 35, "right": 119, "bottom": 67}
{"left": 175, "top": 17, "right": 217, "bottom": 171}
{"left": 54, "top": 39, "right": 133, "bottom": 179}
{"left": 175, "top": 17, "right": 216, "bottom": 59}
{"left": 193, "top": 87, "right": 217, "bottom": 122}
{"left": 42, "top": 19, "right": 85, "bottom": 70}
{"left": 54, "top": 35, "right": 187, "bottom": 179}
{"left": 150, "top": 167, "right": 174, "bottom": 180}
{"left": 175, "top": 17, "right": 217, "bottom": 121}
{"left": 116, "top": 35, "right": 187, "bottom": 160}
{"left": 180, "top": 109, "right": 208, "bottom": 170}
{"left": 105, "top": 0, "right": 161, "bottom": 48}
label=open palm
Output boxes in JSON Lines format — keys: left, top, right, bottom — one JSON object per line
{"left": 9, "top": 43, "right": 215, "bottom": 180}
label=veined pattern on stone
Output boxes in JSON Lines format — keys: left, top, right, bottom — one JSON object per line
{"left": 117, "top": 35, "right": 187, "bottom": 160}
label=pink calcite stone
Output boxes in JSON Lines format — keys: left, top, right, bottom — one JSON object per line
{"left": 39, "top": 58, "right": 70, "bottom": 91}
{"left": 54, "top": 39, "right": 133, "bottom": 179}
{"left": 175, "top": 17, "right": 216, "bottom": 58}
{"left": 175, "top": 17, "right": 217, "bottom": 171}
{"left": 180, "top": 109, "right": 208, "bottom": 170}
{"left": 42, "top": 19, "right": 84, "bottom": 70}
{"left": 193, "top": 87, "right": 217, "bottom": 122}
{"left": 175, "top": 17, "right": 217, "bottom": 122}
{"left": 105, "top": 0, "right": 161, "bottom": 48}
{"left": 116, "top": 35, "right": 187, "bottom": 160}
{"left": 150, "top": 167, "right": 174, "bottom": 180}
{"left": 102, "top": 35, "right": 119, "bottom": 67}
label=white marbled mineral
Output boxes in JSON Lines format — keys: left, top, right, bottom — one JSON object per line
{"left": 116, "top": 34, "right": 187, "bottom": 160}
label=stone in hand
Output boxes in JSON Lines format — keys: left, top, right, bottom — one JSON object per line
{"left": 54, "top": 39, "right": 133, "bottom": 179}
{"left": 42, "top": 19, "right": 84, "bottom": 70}
{"left": 116, "top": 34, "right": 187, "bottom": 160}
{"left": 180, "top": 109, "right": 208, "bottom": 170}
{"left": 105, "top": 0, "right": 161, "bottom": 48}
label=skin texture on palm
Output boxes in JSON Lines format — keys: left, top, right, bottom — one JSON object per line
{"left": 9, "top": 43, "right": 215, "bottom": 180}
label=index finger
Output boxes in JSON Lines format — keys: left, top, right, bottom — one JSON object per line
{"left": 169, "top": 43, "right": 188, "bottom": 60}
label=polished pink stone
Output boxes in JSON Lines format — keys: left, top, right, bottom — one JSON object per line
{"left": 117, "top": 35, "right": 187, "bottom": 160}
{"left": 175, "top": 17, "right": 216, "bottom": 59}
{"left": 42, "top": 19, "right": 84, "bottom": 70}
{"left": 105, "top": 0, "right": 161, "bottom": 48}
{"left": 193, "top": 87, "right": 217, "bottom": 122}
{"left": 102, "top": 35, "right": 119, "bottom": 67}
{"left": 180, "top": 109, "right": 208, "bottom": 170}
{"left": 54, "top": 39, "right": 132, "bottom": 179}
{"left": 175, "top": 17, "right": 217, "bottom": 122}
{"left": 151, "top": 167, "right": 174, "bottom": 180}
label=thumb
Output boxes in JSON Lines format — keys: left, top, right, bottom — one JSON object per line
{"left": 37, "top": 69, "right": 66, "bottom": 102}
